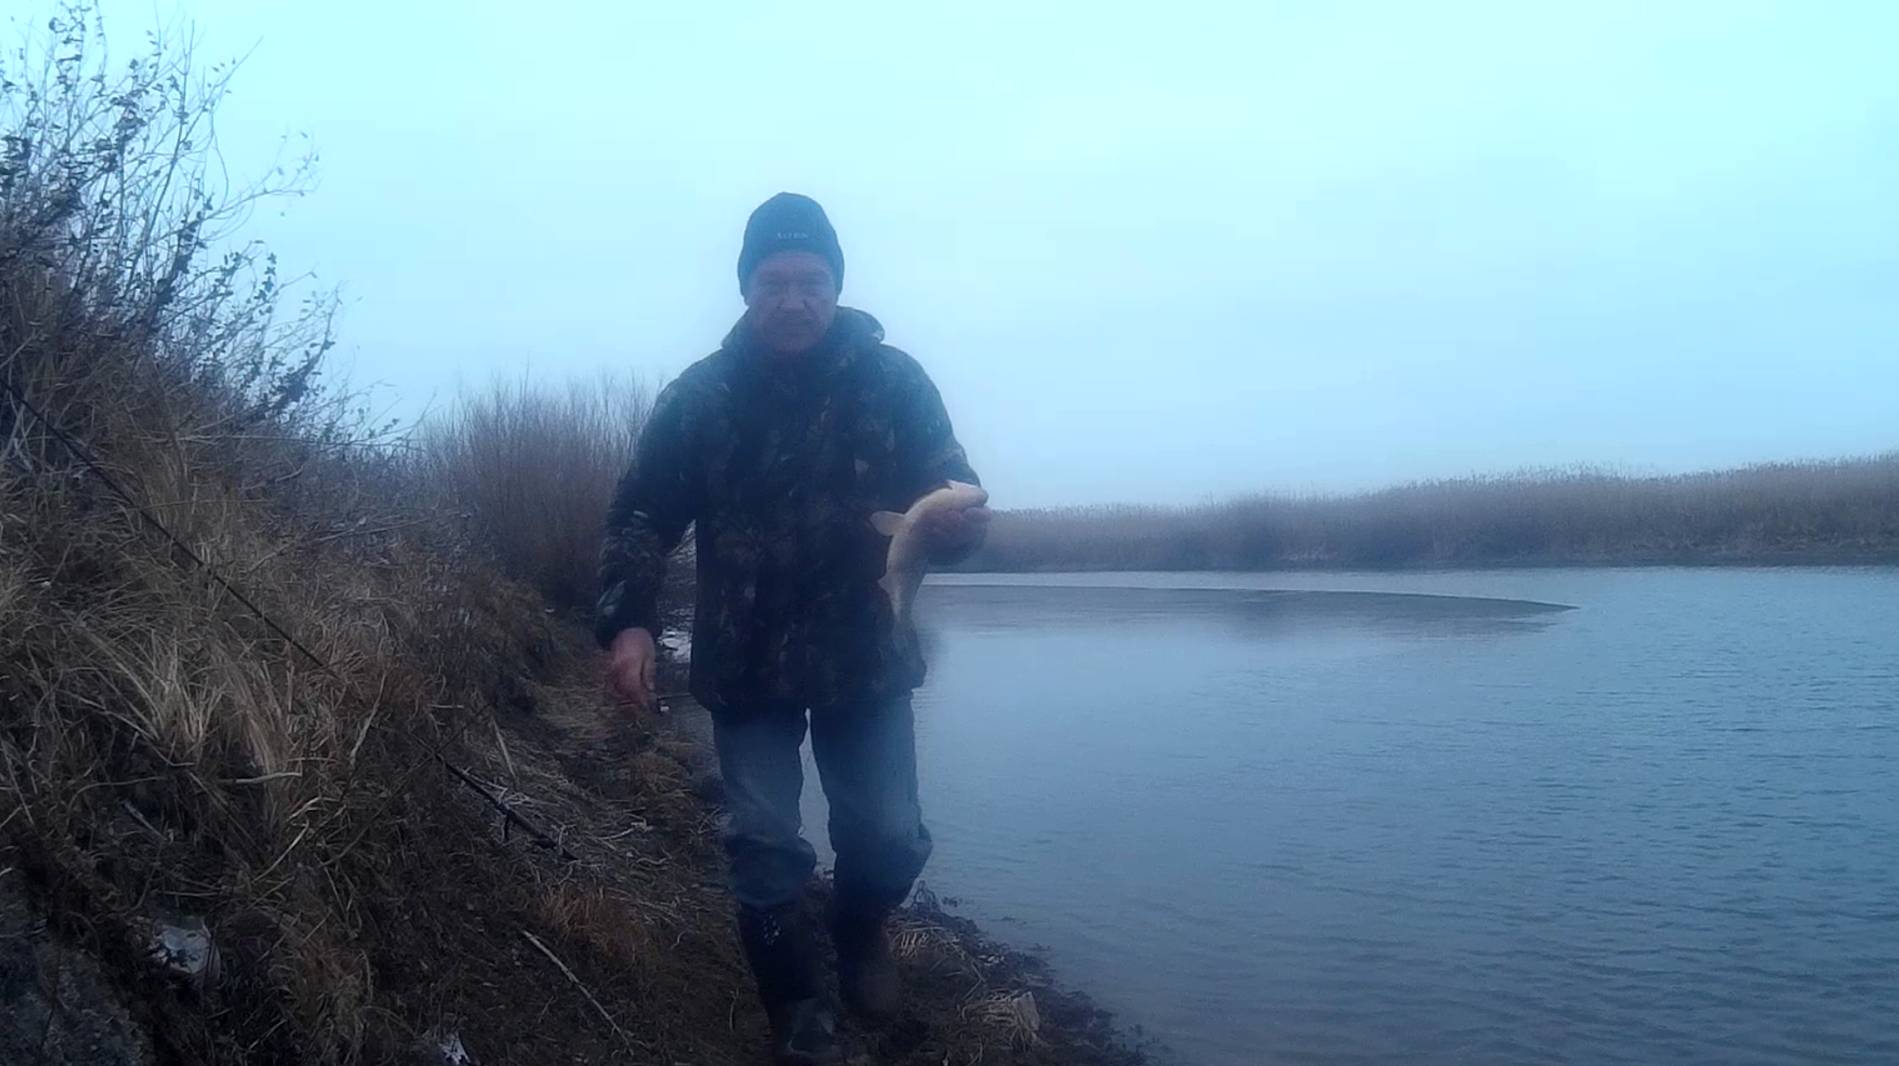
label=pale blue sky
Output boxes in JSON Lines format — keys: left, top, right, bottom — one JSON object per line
{"left": 63, "top": 1, "right": 1899, "bottom": 506}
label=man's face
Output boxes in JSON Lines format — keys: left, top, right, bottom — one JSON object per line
{"left": 744, "top": 251, "right": 839, "bottom": 356}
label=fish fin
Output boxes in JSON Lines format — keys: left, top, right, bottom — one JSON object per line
{"left": 869, "top": 511, "right": 905, "bottom": 536}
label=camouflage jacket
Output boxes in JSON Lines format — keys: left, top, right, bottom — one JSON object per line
{"left": 595, "top": 308, "right": 980, "bottom": 715}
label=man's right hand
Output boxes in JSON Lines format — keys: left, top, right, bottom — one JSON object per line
{"left": 605, "top": 627, "right": 658, "bottom": 712}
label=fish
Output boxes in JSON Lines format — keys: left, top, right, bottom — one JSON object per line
{"left": 869, "top": 480, "right": 990, "bottom": 631}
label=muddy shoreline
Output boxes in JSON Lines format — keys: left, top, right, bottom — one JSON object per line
{"left": 638, "top": 680, "right": 1146, "bottom": 1064}
{"left": 511, "top": 661, "right": 1152, "bottom": 1065}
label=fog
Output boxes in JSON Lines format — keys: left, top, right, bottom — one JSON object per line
{"left": 75, "top": 0, "right": 1899, "bottom": 506}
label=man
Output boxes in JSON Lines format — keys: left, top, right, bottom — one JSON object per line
{"left": 596, "top": 193, "right": 990, "bottom": 1065}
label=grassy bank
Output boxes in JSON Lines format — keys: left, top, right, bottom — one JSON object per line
{"left": 0, "top": 12, "right": 1137, "bottom": 1064}
{"left": 962, "top": 457, "right": 1899, "bottom": 573}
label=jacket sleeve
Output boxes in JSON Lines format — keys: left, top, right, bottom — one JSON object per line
{"left": 594, "top": 379, "right": 698, "bottom": 647}
{"left": 897, "top": 361, "right": 985, "bottom": 566}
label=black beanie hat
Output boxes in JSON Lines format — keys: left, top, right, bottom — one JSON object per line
{"left": 737, "top": 192, "right": 844, "bottom": 292}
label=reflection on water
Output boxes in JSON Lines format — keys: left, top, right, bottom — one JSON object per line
{"left": 803, "top": 568, "right": 1899, "bottom": 1066}
{"left": 923, "top": 585, "right": 1574, "bottom": 645}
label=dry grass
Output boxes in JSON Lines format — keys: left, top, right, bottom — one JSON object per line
{"left": 968, "top": 458, "right": 1899, "bottom": 572}
{"left": 965, "top": 991, "right": 1045, "bottom": 1050}
{"left": 535, "top": 883, "right": 658, "bottom": 969}
{"left": 415, "top": 374, "right": 655, "bottom": 612}
{"left": 0, "top": 11, "right": 596, "bottom": 1061}
{"left": 0, "top": 10, "right": 1145, "bottom": 1064}
{"left": 874, "top": 886, "right": 1129, "bottom": 1065}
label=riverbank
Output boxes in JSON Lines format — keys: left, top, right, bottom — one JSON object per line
{"left": 555, "top": 667, "right": 1146, "bottom": 1065}
{"left": 0, "top": 21, "right": 1141, "bottom": 1057}
{"left": 0, "top": 442, "right": 1144, "bottom": 1066}
{"left": 448, "top": 657, "right": 1150, "bottom": 1066}
{"left": 2, "top": 614, "right": 1145, "bottom": 1066}
{"left": 961, "top": 456, "right": 1899, "bottom": 573}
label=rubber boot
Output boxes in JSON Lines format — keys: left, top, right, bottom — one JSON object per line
{"left": 832, "top": 896, "right": 900, "bottom": 1020}
{"left": 737, "top": 904, "right": 843, "bottom": 1065}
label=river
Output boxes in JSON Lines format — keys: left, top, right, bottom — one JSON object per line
{"left": 801, "top": 567, "right": 1899, "bottom": 1065}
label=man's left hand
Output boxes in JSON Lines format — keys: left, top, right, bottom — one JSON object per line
{"left": 921, "top": 505, "right": 992, "bottom": 557}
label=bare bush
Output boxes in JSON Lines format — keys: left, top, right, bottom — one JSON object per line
{"left": 0, "top": 4, "right": 343, "bottom": 437}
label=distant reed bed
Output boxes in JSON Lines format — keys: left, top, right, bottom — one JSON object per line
{"left": 964, "top": 457, "right": 1899, "bottom": 571}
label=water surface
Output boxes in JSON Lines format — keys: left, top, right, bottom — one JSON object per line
{"left": 802, "top": 568, "right": 1899, "bottom": 1065}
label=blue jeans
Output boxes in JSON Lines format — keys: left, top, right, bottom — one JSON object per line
{"left": 713, "top": 696, "right": 933, "bottom": 911}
